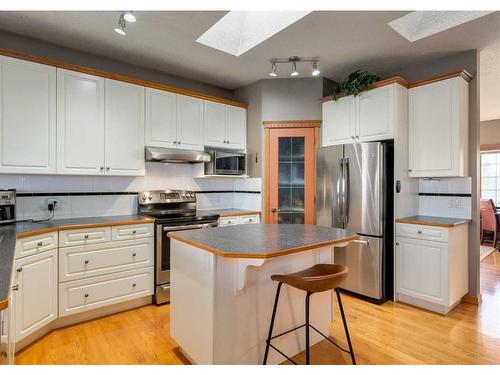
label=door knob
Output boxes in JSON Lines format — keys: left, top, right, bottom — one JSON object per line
{"left": 271, "top": 208, "right": 280, "bottom": 213}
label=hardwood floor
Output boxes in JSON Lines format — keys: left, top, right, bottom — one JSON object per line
{"left": 16, "top": 252, "right": 500, "bottom": 365}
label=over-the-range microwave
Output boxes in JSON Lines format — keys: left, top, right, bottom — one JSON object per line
{"left": 204, "top": 148, "right": 247, "bottom": 176}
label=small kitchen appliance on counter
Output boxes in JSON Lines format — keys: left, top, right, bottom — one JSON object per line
{"left": 0, "top": 189, "right": 16, "bottom": 225}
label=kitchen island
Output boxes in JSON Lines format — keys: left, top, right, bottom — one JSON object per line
{"left": 168, "top": 224, "right": 357, "bottom": 364}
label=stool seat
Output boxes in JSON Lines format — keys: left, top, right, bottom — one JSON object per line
{"left": 271, "top": 264, "right": 348, "bottom": 293}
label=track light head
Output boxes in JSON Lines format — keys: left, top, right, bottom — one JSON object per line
{"left": 123, "top": 11, "right": 136, "bottom": 23}
{"left": 114, "top": 15, "right": 127, "bottom": 35}
{"left": 269, "top": 63, "right": 278, "bottom": 77}
{"left": 312, "top": 61, "right": 320, "bottom": 76}
{"left": 290, "top": 61, "right": 299, "bottom": 77}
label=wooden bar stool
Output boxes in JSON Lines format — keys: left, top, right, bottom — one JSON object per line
{"left": 262, "top": 264, "right": 356, "bottom": 365}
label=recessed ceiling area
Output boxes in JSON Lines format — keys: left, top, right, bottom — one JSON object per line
{"left": 0, "top": 11, "right": 499, "bottom": 120}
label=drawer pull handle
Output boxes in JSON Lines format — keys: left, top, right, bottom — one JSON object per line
{"left": 395, "top": 242, "right": 399, "bottom": 246}
{"left": 16, "top": 267, "right": 22, "bottom": 272}
{"left": 84, "top": 235, "right": 89, "bottom": 239}
{"left": 132, "top": 253, "right": 137, "bottom": 257}
{"left": 417, "top": 230, "right": 422, "bottom": 234}
{"left": 12, "top": 285, "right": 19, "bottom": 291}
{"left": 132, "top": 230, "right": 137, "bottom": 234}
{"left": 132, "top": 283, "right": 137, "bottom": 287}
{"left": 84, "top": 293, "right": 89, "bottom": 298}
{"left": 37, "top": 241, "right": 43, "bottom": 246}
{"left": 84, "top": 260, "right": 89, "bottom": 265}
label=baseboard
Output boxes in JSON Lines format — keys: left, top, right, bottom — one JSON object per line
{"left": 15, "top": 296, "right": 152, "bottom": 352}
{"left": 461, "top": 293, "right": 482, "bottom": 305}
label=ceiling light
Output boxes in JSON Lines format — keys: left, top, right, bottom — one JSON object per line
{"left": 196, "top": 11, "right": 312, "bottom": 57}
{"left": 290, "top": 62, "right": 299, "bottom": 77}
{"left": 123, "top": 11, "right": 136, "bottom": 23}
{"left": 269, "top": 63, "right": 278, "bottom": 77}
{"left": 312, "top": 61, "right": 320, "bottom": 76}
{"left": 388, "top": 11, "right": 494, "bottom": 42}
{"left": 114, "top": 15, "right": 126, "bottom": 35}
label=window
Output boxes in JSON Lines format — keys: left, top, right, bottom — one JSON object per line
{"left": 481, "top": 151, "right": 500, "bottom": 206}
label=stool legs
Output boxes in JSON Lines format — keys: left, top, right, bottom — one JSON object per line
{"left": 335, "top": 288, "right": 356, "bottom": 365}
{"left": 263, "top": 282, "right": 282, "bottom": 365}
{"left": 305, "top": 292, "right": 312, "bottom": 365}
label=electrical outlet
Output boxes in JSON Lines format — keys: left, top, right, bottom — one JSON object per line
{"left": 455, "top": 198, "right": 461, "bottom": 208}
{"left": 47, "top": 199, "right": 58, "bottom": 212}
{"left": 449, "top": 199, "right": 455, "bottom": 208}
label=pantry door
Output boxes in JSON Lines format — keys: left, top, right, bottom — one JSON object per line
{"left": 265, "top": 122, "right": 319, "bottom": 224}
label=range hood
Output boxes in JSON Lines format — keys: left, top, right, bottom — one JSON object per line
{"left": 145, "top": 146, "right": 211, "bottom": 164}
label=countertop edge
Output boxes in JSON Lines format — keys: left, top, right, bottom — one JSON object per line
{"left": 218, "top": 210, "right": 261, "bottom": 217}
{"left": 0, "top": 299, "right": 7, "bottom": 311}
{"left": 15, "top": 218, "right": 155, "bottom": 238}
{"left": 168, "top": 233, "right": 359, "bottom": 259}
{"left": 395, "top": 218, "right": 471, "bottom": 228}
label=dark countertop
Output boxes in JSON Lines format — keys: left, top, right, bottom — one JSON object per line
{"left": 395, "top": 216, "right": 471, "bottom": 228}
{"left": 0, "top": 215, "right": 154, "bottom": 311}
{"left": 197, "top": 208, "right": 261, "bottom": 218}
{"left": 168, "top": 224, "right": 357, "bottom": 259}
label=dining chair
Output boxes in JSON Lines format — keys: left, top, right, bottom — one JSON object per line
{"left": 480, "top": 199, "right": 498, "bottom": 249}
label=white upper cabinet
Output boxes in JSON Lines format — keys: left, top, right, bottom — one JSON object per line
{"left": 225, "top": 105, "right": 246, "bottom": 149}
{"left": 408, "top": 76, "right": 468, "bottom": 178}
{"left": 145, "top": 88, "right": 177, "bottom": 148}
{"left": 322, "top": 83, "right": 406, "bottom": 147}
{"left": 203, "top": 101, "right": 247, "bottom": 150}
{"left": 105, "top": 79, "right": 145, "bottom": 176}
{"left": 203, "top": 101, "right": 226, "bottom": 147}
{"left": 57, "top": 69, "right": 105, "bottom": 175}
{"left": 176, "top": 95, "right": 204, "bottom": 151}
{"left": 0, "top": 56, "right": 56, "bottom": 174}
{"left": 322, "top": 95, "right": 355, "bottom": 146}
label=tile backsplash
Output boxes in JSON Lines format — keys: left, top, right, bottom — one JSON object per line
{"left": 1, "top": 163, "right": 262, "bottom": 220}
{"left": 418, "top": 177, "right": 471, "bottom": 219}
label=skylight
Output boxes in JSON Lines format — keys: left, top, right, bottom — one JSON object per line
{"left": 196, "top": 11, "right": 312, "bottom": 57}
{"left": 388, "top": 11, "right": 494, "bottom": 43}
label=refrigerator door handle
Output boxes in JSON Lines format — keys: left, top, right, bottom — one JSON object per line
{"left": 336, "top": 158, "right": 343, "bottom": 224}
{"left": 343, "top": 157, "right": 350, "bottom": 224}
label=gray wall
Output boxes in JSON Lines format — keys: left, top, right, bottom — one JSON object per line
{"left": 0, "top": 30, "right": 234, "bottom": 99}
{"left": 480, "top": 119, "right": 500, "bottom": 146}
{"left": 393, "top": 50, "right": 481, "bottom": 298}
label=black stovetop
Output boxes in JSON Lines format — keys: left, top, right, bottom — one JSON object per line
{"left": 140, "top": 211, "right": 219, "bottom": 225}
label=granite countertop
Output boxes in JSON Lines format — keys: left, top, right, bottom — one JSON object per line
{"left": 197, "top": 208, "right": 261, "bottom": 218}
{"left": 0, "top": 215, "right": 154, "bottom": 311}
{"left": 395, "top": 216, "right": 471, "bottom": 228}
{"left": 168, "top": 224, "right": 357, "bottom": 259}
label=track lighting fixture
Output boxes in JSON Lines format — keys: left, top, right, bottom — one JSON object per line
{"left": 269, "top": 63, "right": 278, "bottom": 77}
{"left": 268, "top": 56, "right": 320, "bottom": 78}
{"left": 114, "top": 12, "right": 136, "bottom": 35}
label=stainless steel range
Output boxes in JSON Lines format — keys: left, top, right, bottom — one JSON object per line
{"left": 138, "top": 190, "right": 219, "bottom": 304}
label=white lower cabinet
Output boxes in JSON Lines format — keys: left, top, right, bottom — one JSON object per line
{"left": 59, "top": 267, "right": 154, "bottom": 317}
{"left": 13, "top": 249, "right": 57, "bottom": 341}
{"left": 218, "top": 214, "right": 260, "bottom": 227}
{"left": 395, "top": 223, "right": 468, "bottom": 314}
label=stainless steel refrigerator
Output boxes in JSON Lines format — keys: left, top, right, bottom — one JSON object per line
{"left": 316, "top": 142, "right": 393, "bottom": 303}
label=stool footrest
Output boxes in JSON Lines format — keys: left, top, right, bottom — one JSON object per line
{"left": 309, "top": 325, "right": 352, "bottom": 354}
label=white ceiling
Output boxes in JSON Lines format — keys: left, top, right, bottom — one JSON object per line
{"left": 0, "top": 11, "right": 499, "bottom": 120}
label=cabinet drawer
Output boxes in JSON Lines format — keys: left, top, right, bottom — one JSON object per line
{"left": 111, "top": 224, "right": 153, "bottom": 241}
{"left": 239, "top": 214, "right": 260, "bottom": 224}
{"left": 219, "top": 216, "right": 239, "bottom": 226}
{"left": 59, "top": 238, "right": 154, "bottom": 282}
{"left": 15, "top": 232, "right": 58, "bottom": 259}
{"left": 396, "top": 223, "right": 449, "bottom": 243}
{"left": 59, "top": 267, "right": 154, "bottom": 317}
{"left": 59, "top": 227, "right": 111, "bottom": 248}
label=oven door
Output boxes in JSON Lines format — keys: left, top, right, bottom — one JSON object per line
{"left": 215, "top": 151, "right": 246, "bottom": 175}
{"left": 156, "top": 221, "right": 219, "bottom": 285}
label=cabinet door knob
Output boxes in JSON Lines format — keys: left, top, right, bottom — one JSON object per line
{"left": 12, "top": 284, "right": 19, "bottom": 291}
{"left": 84, "top": 293, "right": 89, "bottom": 298}
{"left": 100, "top": 166, "right": 104, "bottom": 171}
{"left": 132, "top": 230, "right": 137, "bottom": 234}
{"left": 37, "top": 241, "right": 43, "bottom": 246}
{"left": 132, "top": 283, "right": 137, "bottom": 287}
{"left": 84, "top": 260, "right": 89, "bottom": 264}
{"left": 84, "top": 234, "right": 89, "bottom": 239}
{"left": 132, "top": 253, "right": 137, "bottom": 257}
{"left": 16, "top": 267, "right": 22, "bottom": 273}
{"left": 106, "top": 167, "right": 110, "bottom": 171}
{"left": 395, "top": 242, "right": 399, "bottom": 246}
{"left": 417, "top": 230, "right": 422, "bottom": 234}
{"left": 408, "top": 169, "right": 412, "bottom": 172}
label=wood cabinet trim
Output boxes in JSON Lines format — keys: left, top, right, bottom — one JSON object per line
{"left": 322, "top": 76, "right": 410, "bottom": 102}
{"left": 480, "top": 144, "right": 500, "bottom": 152}
{"left": 0, "top": 298, "right": 8, "bottom": 310}
{"left": 218, "top": 210, "right": 261, "bottom": 217}
{"left": 262, "top": 120, "right": 322, "bottom": 128}
{"left": 0, "top": 48, "right": 248, "bottom": 109}
{"left": 395, "top": 218, "right": 471, "bottom": 228}
{"left": 15, "top": 219, "right": 155, "bottom": 239}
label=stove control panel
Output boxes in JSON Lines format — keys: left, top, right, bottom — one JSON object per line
{"left": 138, "top": 190, "right": 196, "bottom": 204}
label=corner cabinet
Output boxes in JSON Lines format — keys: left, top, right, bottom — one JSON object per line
{"left": 204, "top": 102, "right": 246, "bottom": 150}
{"left": 322, "top": 83, "right": 407, "bottom": 147}
{"left": 104, "top": 80, "right": 145, "bottom": 176}
{"left": 57, "top": 70, "right": 145, "bottom": 176}
{"left": 408, "top": 76, "right": 469, "bottom": 177}
{"left": 0, "top": 56, "right": 57, "bottom": 174}
{"left": 145, "top": 89, "right": 204, "bottom": 151}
